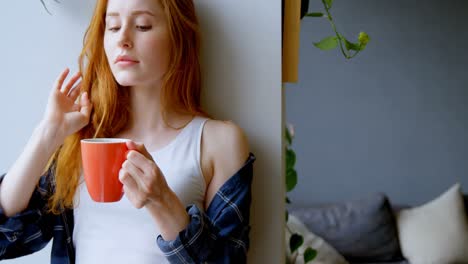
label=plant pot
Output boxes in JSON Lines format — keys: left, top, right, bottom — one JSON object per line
{"left": 300, "top": 0, "right": 310, "bottom": 19}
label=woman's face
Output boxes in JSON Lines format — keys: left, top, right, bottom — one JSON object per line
{"left": 104, "top": 0, "right": 170, "bottom": 87}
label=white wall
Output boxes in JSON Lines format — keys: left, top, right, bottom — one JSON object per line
{"left": 0, "top": 1, "right": 283, "bottom": 263}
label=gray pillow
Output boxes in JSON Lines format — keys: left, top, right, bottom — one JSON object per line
{"left": 290, "top": 193, "right": 403, "bottom": 263}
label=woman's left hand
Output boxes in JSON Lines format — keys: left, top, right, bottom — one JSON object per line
{"left": 119, "top": 141, "right": 169, "bottom": 209}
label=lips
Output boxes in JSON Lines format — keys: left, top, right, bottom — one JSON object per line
{"left": 115, "top": 55, "right": 139, "bottom": 64}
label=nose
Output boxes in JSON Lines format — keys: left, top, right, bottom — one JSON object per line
{"left": 118, "top": 26, "right": 133, "bottom": 49}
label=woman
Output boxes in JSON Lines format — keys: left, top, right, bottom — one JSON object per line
{"left": 0, "top": 0, "right": 255, "bottom": 263}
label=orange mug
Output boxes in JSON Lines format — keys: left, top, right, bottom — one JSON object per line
{"left": 80, "top": 138, "right": 129, "bottom": 202}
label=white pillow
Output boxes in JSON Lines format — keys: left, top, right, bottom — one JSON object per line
{"left": 396, "top": 183, "right": 468, "bottom": 264}
{"left": 286, "top": 214, "right": 349, "bottom": 264}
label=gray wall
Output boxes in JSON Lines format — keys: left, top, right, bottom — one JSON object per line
{"left": 286, "top": 0, "right": 468, "bottom": 206}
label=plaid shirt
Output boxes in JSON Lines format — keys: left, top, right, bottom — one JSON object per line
{"left": 0, "top": 153, "right": 255, "bottom": 264}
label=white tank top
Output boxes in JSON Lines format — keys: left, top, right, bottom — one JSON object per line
{"left": 73, "top": 116, "right": 209, "bottom": 264}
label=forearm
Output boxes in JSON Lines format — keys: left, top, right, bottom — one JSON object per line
{"left": 0, "top": 121, "right": 62, "bottom": 217}
{"left": 156, "top": 205, "right": 251, "bottom": 264}
{"left": 146, "top": 189, "right": 190, "bottom": 241}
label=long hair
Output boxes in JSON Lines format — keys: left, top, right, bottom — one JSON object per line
{"left": 46, "top": 0, "right": 206, "bottom": 214}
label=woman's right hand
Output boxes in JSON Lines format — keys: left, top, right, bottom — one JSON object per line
{"left": 42, "top": 68, "right": 93, "bottom": 145}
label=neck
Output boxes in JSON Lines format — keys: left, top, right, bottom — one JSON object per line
{"left": 126, "top": 83, "right": 165, "bottom": 133}
{"left": 122, "top": 84, "right": 191, "bottom": 138}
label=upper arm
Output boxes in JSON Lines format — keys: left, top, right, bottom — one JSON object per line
{"left": 201, "top": 120, "right": 250, "bottom": 210}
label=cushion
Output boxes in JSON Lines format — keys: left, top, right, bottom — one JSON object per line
{"left": 290, "top": 193, "right": 403, "bottom": 262}
{"left": 286, "top": 214, "right": 349, "bottom": 264}
{"left": 396, "top": 183, "right": 468, "bottom": 264}
{"left": 351, "top": 262, "right": 409, "bottom": 264}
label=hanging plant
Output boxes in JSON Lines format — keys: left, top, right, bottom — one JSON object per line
{"left": 285, "top": 0, "right": 370, "bottom": 263}
{"left": 306, "top": 0, "right": 370, "bottom": 58}
{"left": 40, "top": 0, "right": 60, "bottom": 15}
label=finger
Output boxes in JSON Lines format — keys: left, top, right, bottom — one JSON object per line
{"left": 123, "top": 185, "right": 147, "bottom": 209}
{"left": 71, "top": 104, "right": 80, "bottom": 112}
{"left": 79, "top": 92, "right": 93, "bottom": 118}
{"left": 120, "top": 170, "right": 148, "bottom": 208}
{"left": 54, "top": 68, "right": 70, "bottom": 91}
{"left": 126, "top": 150, "right": 155, "bottom": 176}
{"left": 119, "top": 169, "right": 138, "bottom": 191}
{"left": 62, "top": 71, "right": 81, "bottom": 94}
{"left": 126, "top": 141, "right": 153, "bottom": 161}
{"left": 122, "top": 159, "right": 146, "bottom": 189}
{"left": 68, "top": 81, "right": 82, "bottom": 101}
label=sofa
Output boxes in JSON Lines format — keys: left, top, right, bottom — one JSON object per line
{"left": 287, "top": 183, "right": 468, "bottom": 264}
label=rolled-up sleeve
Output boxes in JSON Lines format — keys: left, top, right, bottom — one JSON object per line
{"left": 157, "top": 153, "right": 255, "bottom": 264}
{"left": 0, "top": 171, "right": 55, "bottom": 259}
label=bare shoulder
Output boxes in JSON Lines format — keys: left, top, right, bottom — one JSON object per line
{"left": 201, "top": 119, "right": 250, "bottom": 206}
{"left": 203, "top": 119, "right": 250, "bottom": 165}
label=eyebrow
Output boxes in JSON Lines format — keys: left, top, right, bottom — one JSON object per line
{"left": 106, "top": 10, "right": 155, "bottom": 17}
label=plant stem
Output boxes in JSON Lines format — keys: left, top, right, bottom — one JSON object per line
{"left": 321, "top": 0, "right": 349, "bottom": 58}
{"left": 40, "top": 0, "right": 60, "bottom": 15}
{"left": 321, "top": 0, "right": 362, "bottom": 59}
{"left": 291, "top": 251, "right": 298, "bottom": 263}
{"left": 40, "top": 0, "right": 52, "bottom": 14}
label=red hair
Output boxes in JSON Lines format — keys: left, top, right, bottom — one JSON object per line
{"left": 46, "top": 0, "right": 207, "bottom": 214}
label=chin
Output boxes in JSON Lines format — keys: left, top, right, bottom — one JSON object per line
{"left": 115, "top": 79, "right": 137, "bottom": 87}
{"left": 112, "top": 71, "right": 163, "bottom": 87}
{"left": 113, "top": 73, "right": 140, "bottom": 87}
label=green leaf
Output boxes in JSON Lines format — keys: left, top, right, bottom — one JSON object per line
{"left": 285, "top": 210, "right": 289, "bottom": 222}
{"left": 358, "top": 31, "right": 370, "bottom": 47}
{"left": 324, "top": 0, "right": 333, "bottom": 8}
{"left": 286, "top": 168, "right": 297, "bottom": 192}
{"left": 305, "top": 12, "right": 324, "bottom": 17}
{"left": 344, "top": 38, "right": 361, "bottom": 51}
{"left": 285, "top": 127, "right": 292, "bottom": 146}
{"left": 313, "top": 36, "right": 338, "bottom": 51}
{"left": 286, "top": 148, "right": 296, "bottom": 171}
{"left": 289, "top": 234, "right": 303, "bottom": 253}
{"left": 304, "top": 247, "right": 318, "bottom": 262}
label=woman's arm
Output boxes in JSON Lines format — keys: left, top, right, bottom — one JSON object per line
{"left": 0, "top": 170, "right": 56, "bottom": 260}
{"left": 0, "top": 121, "right": 61, "bottom": 217}
{"left": 157, "top": 153, "right": 255, "bottom": 263}
{"left": 201, "top": 120, "right": 250, "bottom": 210}
{"left": 119, "top": 120, "right": 254, "bottom": 263}
{"left": 156, "top": 120, "right": 254, "bottom": 263}
{"left": 0, "top": 68, "right": 91, "bottom": 217}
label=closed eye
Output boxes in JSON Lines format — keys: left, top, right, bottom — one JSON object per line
{"left": 108, "top": 27, "right": 121, "bottom": 32}
{"left": 136, "top": 25, "right": 152, "bottom": 31}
